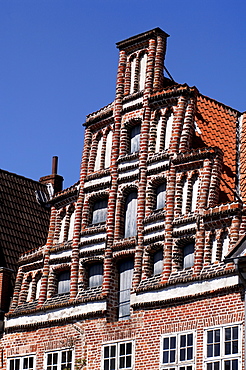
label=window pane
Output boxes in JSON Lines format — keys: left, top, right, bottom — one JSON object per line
{"left": 153, "top": 249, "right": 163, "bottom": 275}
{"left": 104, "top": 359, "right": 109, "bottom": 370}
{"left": 104, "top": 347, "right": 109, "bottom": 358}
{"left": 126, "top": 342, "right": 132, "bottom": 355}
{"left": 47, "top": 354, "right": 52, "bottom": 365}
{"left": 126, "top": 355, "right": 132, "bottom": 368}
{"left": 23, "top": 358, "right": 28, "bottom": 369}
{"left": 232, "top": 327, "right": 238, "bottom": 340}
{"left": 183, "top": 243, "right": 194, "bottom": 269}
{"left": 156, "top": 183, "right": 166, "bottom": 210}
{"left": 119, "top": 356, "right": 125, "bottom": 368}
{"left": 57, "top": 271, "right": 70, "bottom": 294}
{"left": 110, "top": 358, "right": 115, "bottom": 370}
{"left": 120, "top": 343, "right": 125, "bottom": 356}
{"left": 170, "top": 336, "right": 176, "bottom": 349}
{"left": 92, "top": 199, "right": 107, "bottom": 224}
{"left": 111, "top": 345, "right": 116, "bottom": 358}
{"left": 130, "top": 125, "right": 140, "bottom": 153}
{"left": 89, "top": 263, "right": 103, "bottom": 288}
{"left": 124, "top": 192, "right": 137, "bottom": 238}
{"left": 118, "top": 260, "right": 134, "bottom": 320}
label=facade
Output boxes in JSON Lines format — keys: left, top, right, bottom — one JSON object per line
{"left": 2, "top": 28, "right": 246, "bottom": 370}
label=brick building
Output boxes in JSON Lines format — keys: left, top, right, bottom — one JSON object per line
{"left": 2, "top": 28, "right": 246, "bottom": 370}
{"left": 0, "top": 158, "right": 63, "bottom": 331}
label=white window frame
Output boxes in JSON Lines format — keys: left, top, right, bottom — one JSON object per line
{"left": 203, "top": 323, "right": 242, "bottom": 370}
{"left": 8, "top": 354, "right": 36, "bottom": 370}
{"left": 102, "top": 340, "right": 135, "bottom": 370}
{"left": 160, "top": 330, "right": 196, "bottom": 369}
{"left": 44, "top": 348, "right": 74, "bottom": 370}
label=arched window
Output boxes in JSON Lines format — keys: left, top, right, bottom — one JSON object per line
{"left": 211, "top": 233, "right": 218, "bottom": 263}
{"left": 88, "top": 263, "right": 103, "bottom": 288}
{"left": 118, "top": 259, "right": 134, "bottom": 320}
{"left": 129, "top": 125, "right": 141, "bottom": 154}
{"left": 94, "top": 135, "right": 103, "bottom": 171}
{"left": 124, "top": 192, "right": 138, "bottom": 238}
{"left": 181, "top": 177, "right": 188, "bottom": 215}
{"left": 59, "top": 211, "right": 66, "bottom": 243}
{"left": 183, "top": 242, "right": 195, "bottom": 269}
{"left": 155, "top": 114, "right": 163, "bottom": 153}
{"left": 153, "top": 250, "right": 163, "bottom": 275}
{"left": 68, "top": 209, "right": 75, "bottom": 241}
{"left": 191, "top": 175, "right": 199, "bottom": 212}
{"left": 26, "top": 277, "right": 32, "bottom": 302}
{"left": 35, "top": 276, "right": 42, "bottom": 300}
{"left": 138, "top": 53, "right": 147, "bottom": 91}
{"left": 221, "top": 232, "right": 229, "bottom": 260}
{"left": 164, "top": 112, "right": 174, "bottom": 150}
{"left": 57, "top": 271, "right": 70, "bottom": 294}
{"left": 130, "top": 56, "right": 137, "bottom": 94}
{"left": 104, "top": 130, "right": 113, "bottom": 168}
{"left": 156, "top": 183, "right": 166, "bottom": 210}
{"left": 92, "top": 199, "right": 108, "bottom": 225}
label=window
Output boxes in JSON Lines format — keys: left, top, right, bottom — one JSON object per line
{"left": 183, "top": 242, "right": 195, "bottom": 269}
{"left": 161, "top": 331, "right": 195, "bottom": 369}
{"left": 88, "top": 263, "right": 103, "bottom": 288}
{"left": 204, "top": 324, "right": 241, "bottom": 370}
{"left": 118, "top": 260, "right": 134, "bottom": 320}
{"left": 45, "top": 349, "right": 73, "bottom": 370}
{"left": 105, "top": 130, "right": 113, "bottom": 168}
{"left": 191, "top": 175, "right": 199, "bottom": 212}
{"left": 124, "top": 192, "right": 137, "bottom": 238}
{"left": 129, "top": 125, "right": 140, "bottom": 154}
{"left": 153, "top": 249, "right": 163, "bottom": 275}
{"left": 102, "top": 341, "right": 134, "bottom": 370}
{"left": 221, "top": 232, "right": 229, "bottom": 260}
{"left": 130, "top": 56, "right": 136, "bottom": 94}
{"left": 164, "top": 112, "right": 174, "bottom": 150}
{"left": 8, "top": 355, "right": 35, "bottom": 370}
{"left": 94, "top": 135, "right": 103, "bottom": 171}
{"left": 35, "top": 277, "right": 41, "bottom": 300}
{"left": 138, "top": 53, "right": 147, "bottom": 91}
{"left": 92, "top": 199, "right": 108, "bottom": 225}
{"left": 211, "top": 234, "right": 217, "bottom": 263}
{"left": 57, "top": 271, "right": 70, "bottom": 294}
{"left": 181, "top": 177, "right": 188, "bottom": 215}
{"left": 156, "top": 183, "right": 166, "bottom": 210}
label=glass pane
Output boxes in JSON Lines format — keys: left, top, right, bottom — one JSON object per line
{"left": 126, "top": 342, "right": 132, "bottom": 355}
{"left": 47, "top": 354, "right": 52, "bottom": 365}
{"left": 111, "top": 345, "right": 116, "bottom": 358}
{"left": 207, "top": 344, "right": 213, "bottom": 357}
{"left": 225, "top": 342, "right": 231, "bottom": 355}
{"left": 120, "top": 343, "right": 125, "bottom": 356}
{"left": 207, "top": 364, "right": 212, "bottom": 370}
{"left": 214, "top": 343, "right": 220, "bottom": 357}
{"left": 170, "top": 337, "right": 176, "bottom": 349}
{"left": 62, "top": 351, "right": 66, "bottom": 363}
{"left": 53, "top": 353, "right": 58, "bottom": 364}
{"left": 10, "top": 360, "right": 14, "bottom": 370}
{"left": 104, "top": 359, "right": 109, "bottom": 370}
{"left": 126, "top": 355, "right": 131, "bottom": 368}
{"left": 119, "top": 357, "right": 125, "bottom": 369}
{"left": 163, "top": 351, "right": 168, "bottom": 364}
{"left": 224, "top": 360, "right": 230, "bottom": 370}
{"left": 214, "top": 362, "right": 220, "bottom": 370}
{"left": 225, "top": 328, "right": 231, "bottom": 341}
{"left": 180, "top": 335, "right": 186, "bottom": 347}
{"left": 170, "top": 349, "right": 175, "bottom": 363}
{"left": 187, "top": 334, "right": 193, "bottom": 346}
{"left": 187, "top": 347, "right": 193, "bottom": 360}
{"left": 232, "top": 327, "right": 238, "bottom": 340}
{"left": 67, "top": 351, "right": 72, "bottom": 362}
{"left": 232, "top": 341, "right": 238, "bottom": 354}
{"left": 23, "top": 358, "right": 28, "bottom": 369}
{"left": 164, "top": 337, "right": 169, "bottom": 350}
{"left": 110, "top": 358, "right": 115, "bottom": 370}
{"left": 89, "top": 263, "right": 103, "bottom": 288}
{"left": 180, "top": 348, "right": 185, "bottom": 361}
{"left": 208, "top": 331, "right": 213, "bottom": 343}
{"left": 215, "top": 330, "right": 220, "bottom": 342}
{"left": 232, "top": 359, "right": 238, "bottom": 370}
{"left": 104, "top": 347, "right": 109, "bottom": 358}
{"left": 29, "top": 357, "right": 34, "bottom": 369}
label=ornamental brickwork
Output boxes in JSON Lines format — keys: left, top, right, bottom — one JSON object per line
{"left": 2, "top": 28, "right": 246, "bottom": 370}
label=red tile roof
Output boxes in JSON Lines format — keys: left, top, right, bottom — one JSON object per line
{"left": 194, "top": 94, "right": 240, "bottom": 202}
{"left": 0, "top": 170, "right": 50, "bottom": 278}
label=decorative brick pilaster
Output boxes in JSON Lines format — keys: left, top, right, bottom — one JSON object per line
{"left": 169, "top": 96, "right": 188, "bottom": 154}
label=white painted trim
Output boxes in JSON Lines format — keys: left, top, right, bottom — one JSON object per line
{"left": 5, "top": 300, "right": 106, "bottom": 329}
{"left": 123, "top": 97, "right": 143, "bottom": 109}
{"left": 147, "top": 159, "right": 169, "bottom": 171}
{"left": 131, "top": 275, "right": 239, "bottom": 306}
{"left": 84, "top": 176, "right": 111, "bottom": 189}
{"left": 80, "top": 232, "right": 106, "bottom": 243}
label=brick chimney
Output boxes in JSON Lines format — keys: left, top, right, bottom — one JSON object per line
{"left": 39, "top": 156, "right": 64, "bottom": 194}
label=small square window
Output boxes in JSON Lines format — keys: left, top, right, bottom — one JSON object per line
{"left": 57, "top": 271, "right": 70, "bottom": 294}
{"left": 92, "top": 199, "right": 108, "bottom": 225}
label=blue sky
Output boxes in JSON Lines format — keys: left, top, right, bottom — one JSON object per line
{"left": 1, "top": 0, "right": 246, "bottom": 188}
